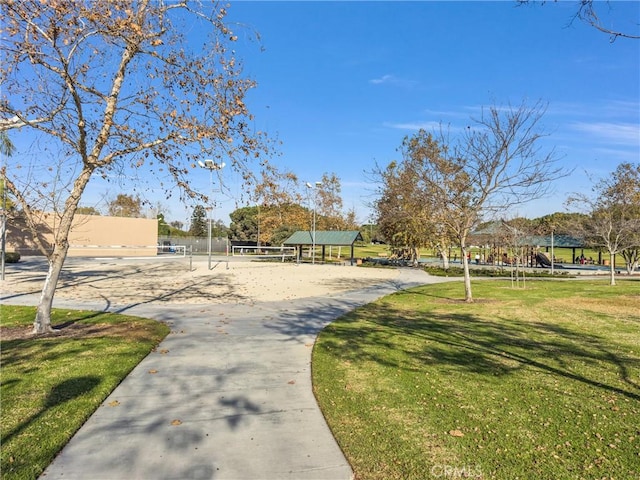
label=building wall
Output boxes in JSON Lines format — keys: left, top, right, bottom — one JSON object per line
{"left": 6, "top": 214, "right": 158, "bottom": 257}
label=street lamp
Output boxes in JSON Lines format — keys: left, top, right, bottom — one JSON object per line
{"left": 198, "top": 159, "right": 225, "bottom": 270}
{"left": 305, "top": 181, "right": 322, "bottom": 264}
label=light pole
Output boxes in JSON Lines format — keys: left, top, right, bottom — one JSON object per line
{"left": 198, "top": 159, "right": 225, "bottom": 270}
{"left": 1, "top": 177, "right": 6, "bottom": 281}
{"left": 305, "top": 181, "right": 322, "bottom": 264}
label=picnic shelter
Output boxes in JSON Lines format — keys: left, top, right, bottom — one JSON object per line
{"left": 283, "top": 230, "right": 363, "bottom": 265}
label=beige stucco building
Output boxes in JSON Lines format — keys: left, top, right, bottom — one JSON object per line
{"left": 6, "top": 213, "right": 158, "bottom": 257}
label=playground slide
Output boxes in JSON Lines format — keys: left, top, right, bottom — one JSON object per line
{"left": 536, "top": 252, "right": 552, "bottom": 268}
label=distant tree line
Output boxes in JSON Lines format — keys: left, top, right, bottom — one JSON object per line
{"left": 78, "top": 170, "right": 360, "bottom": 245}
{"left": 371, "top": 101, "right": 639, "bottom": 298}
{"left": 183, "top": 170, "right": 360, "bottom": 246}
{"left": 70, "top": 158, "right": 638, "bottom": 293}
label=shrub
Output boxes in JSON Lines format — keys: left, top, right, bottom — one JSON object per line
{"left": 4, "top": 252, "right": 20, "bottom": 263}
{"left": 423, "top": 265, "right": 571, "bottom": 278}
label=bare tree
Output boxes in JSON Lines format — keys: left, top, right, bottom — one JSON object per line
{"left": 567, "top": 162, "right": 640, "bottom": 284}
{"left": 253, "top": 165, "right": 302, "bottom": 245}
{"left": 169, "top": 220, "right": 184, "bottom": 231}
{"left": 254, "top": 165, "right": 301, "bottom": 212}
{"left": 496, "top": 218, "right": 536, "bottom": 288}
{"left": 1, "top": 1, "right": 271, "bottom": 333}
{"left": 315, "top": 172, "right": 344, "bottom": 229}
{"left": 342, "top": 207, "right": 360, "bottom": 231}
{"left": 401, "top": 100, "right": 564, "bottom": 302}
{"left": 518, "top": 1, "right": 640, "bottom": 41}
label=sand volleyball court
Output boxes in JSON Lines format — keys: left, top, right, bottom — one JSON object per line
{"left": 1, "top": 256, "right": 401, "bottom": 306}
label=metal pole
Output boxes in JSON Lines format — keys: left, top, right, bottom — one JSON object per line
{"left": 198, "top": 160, "right": 225, "bottom": 270}
{"left": 208, "top": 210, "right": 212, "bottom": 270}
{"left": 1, "top": 177, "right": 6, "bottom": 281}
{"left": 551, "top": 229, "right": 555, "bottom": 276}
{"left": 208, "top": 168, "right": 212, "bottom": 270}
{"left": 305, "top": 181, "right": 321, "bottom": 265}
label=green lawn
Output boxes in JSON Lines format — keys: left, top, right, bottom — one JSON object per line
{"left": 312, "top": 279, "right": 640, "bottom": 480}
{"left": 0, "top": 306, "right": 169, "bottom": 480}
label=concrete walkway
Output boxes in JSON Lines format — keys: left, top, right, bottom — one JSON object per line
{"left": 6, "top": 267, "right": 450, "bottom": 480}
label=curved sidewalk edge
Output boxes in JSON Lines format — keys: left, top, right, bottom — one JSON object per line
{"left": 32, "top": 268, "right": 450, "bottom": 480}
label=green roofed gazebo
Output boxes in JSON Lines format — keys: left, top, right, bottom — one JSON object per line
{"left": 283, "top": 230, "right": 363, "bottom": 265}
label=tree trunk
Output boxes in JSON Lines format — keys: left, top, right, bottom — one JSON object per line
{"left": 621, "top": 248, "right": 638, "bottom": 274}
{"left": 461, "top": 246, "right": 473, "bottom": 302}
{"left": 32, "top": 168, "right": 92, "bottom": 334}
{"left": 33, "top": 247, "right": 69, "bottom": 333}
{"left": 441, "top": 249, "right": 450, "bottom": 269}
{"left": 609, "top": 252, "right": 616, "bottom": 286}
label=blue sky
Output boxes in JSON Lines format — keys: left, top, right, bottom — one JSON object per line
{"left": 29, "top": 1, "right": 640, "bottom": 225}
{"left": 205, "top": 0, "right": 639, "bottom": 225}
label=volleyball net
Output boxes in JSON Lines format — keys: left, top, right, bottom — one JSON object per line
{"left": 67, "top": 244, "right": 187, "bottom": 257}
{"left": 231, "top": 245, "right": 297, "bottom": 261}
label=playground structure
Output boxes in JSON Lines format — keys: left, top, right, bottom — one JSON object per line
{"left": 467, "top": 222, "right": 614, "bottom": 269}
{"left": 535, "top": 252, "right": 552, "bottom": 268}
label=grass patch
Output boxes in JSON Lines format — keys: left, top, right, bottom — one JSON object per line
{"left": 0, "top": 305, "right": 169, "bottom": 480}
{"left": 313, "top": 279, "right": 640, "bottom": 480}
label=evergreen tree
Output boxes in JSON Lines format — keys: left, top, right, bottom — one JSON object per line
{"left": 189, "top": 205, "right": 208, "bottom": 237}
{"left": 228, "top": 206, "right": 258, "bottom": 241}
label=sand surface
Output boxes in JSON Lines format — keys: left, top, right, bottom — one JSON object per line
{"left": 1, "top": 256, "right": 400, "bottom": 305}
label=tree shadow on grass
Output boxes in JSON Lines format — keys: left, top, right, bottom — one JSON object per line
{"left": 1, "top": 342, "right": 84, "bottom": 371}
{"left": 2, "top": 376, "right": 100, "bottom": 445}
{"left": 315, "top": 300, "right": 640, "bottom": 402}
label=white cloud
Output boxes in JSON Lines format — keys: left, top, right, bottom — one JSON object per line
{"left": 601, "top": 100, "right": 640, "bottom": 118}
{"left": 368, "top": 74, "right": 418, "bottom": 88}
{"left": 369, "top": 74, "right": 394, "bottom": 85}
{"left": 548, "top": 100, "right": 640, "bottom": 121}
{"left": 569, "top": 121, "right": 640, "bottom": 146}
{"left": 421, "top": 108, "right": 473, "bottom": 119}
{"left": 383, "top": 120, "right": 444, "bottom": 131}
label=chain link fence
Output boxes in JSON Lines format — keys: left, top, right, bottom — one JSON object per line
{"left": 158, "top": 236, "right": 229, "bottom": 255}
